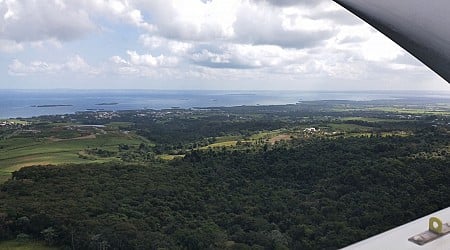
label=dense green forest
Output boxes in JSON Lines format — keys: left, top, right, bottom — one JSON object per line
{"left": 0, "top": 100, "right": 449, "bottom": 249}
{"left": 1, "top": 130, "right": 449, "bottom": 249}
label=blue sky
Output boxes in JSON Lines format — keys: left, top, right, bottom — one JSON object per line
{"left": 0, "top": 0, "right": 448, "bottom": 90}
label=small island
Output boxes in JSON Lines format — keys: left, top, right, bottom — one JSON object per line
{"left": 31, "top": 104, "right": 73, "bottom": 108}
{"left": 95, "top": 102, "right": 119, "bottom": 106}
{"left": 86, "top": 108, "right": 105, "bottom": 111}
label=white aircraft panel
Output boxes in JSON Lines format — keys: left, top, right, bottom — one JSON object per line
{"left": 342, "top": 207, "right": 450, "bottom": 250}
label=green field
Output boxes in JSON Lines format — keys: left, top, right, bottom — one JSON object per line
{"left": 249, "top": 130, "right": 282, "bottom": 140}
{"left": 201, "top": 130, "right": 285, "bottom": 150}
{"left": 365, "top": 106, "right": 450, "bottom": 115}
{"left": 339, "top": 117, "right": 404, "bottom": 122}
{"left": 0, "top": 240, "right": 57, "bottom": 250}
{"left": 201, "top": 140, "right": 238, "bottom": 149}
{"left": 157, "top": 154, "right": 185, "bottom": 160}
{"left": 0, "top": 130, "right": 147, "bottom": 183}
{"left": 0, "top": 119, "right": 30, "bottom": 125}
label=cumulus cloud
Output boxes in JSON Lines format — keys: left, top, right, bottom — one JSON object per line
{"left": 8, "top": 55, "right": 98, "bottom": 75}
{"left": 83, "top": 0, "right": 155, "bottom": 31}
{"left": 0, "top": 39, "right": 23, "bottom": 52}
{"left": 9, "top": 50, "right": 180, "bottom": 77}
{"left": 139, "top": 35, "right": 193, "bottom": 55}
{"left": 135, "top": 0, "right": 337, "bottom": 49}
{"left": 0, "top": 0, "right": 96, "bottom": 42}
{"left": 1, "top": 0, "right": 442, "bottom": 90}
{"left": 191, "top": 43, "right": 306, "bottom": 69}
{"left": 135, "top": 0, "right": 237, "bottom": 41}
{"left": 359, "top": 33, "right": 404, "bottom": 62}
{"left": 233, "top": 2, "right": 334, "bottom": 48}
{"left": 8, "top": 59, "right": 60, "bottom": 76}
{"left": 0, "top": 0, "right": 155, "bottom": 48}
{"left": 251, "top": 0, "right": 326, "bottom": 7}
{"left": 126, "top": 50, "right": 179, "bottom": 67}
{"left": 108, "top": 50, "right": 180, "bottom": 77}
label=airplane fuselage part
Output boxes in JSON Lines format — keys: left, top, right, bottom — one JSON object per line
{"left": 334, "top": 0, "right": 450, "bottom": 83}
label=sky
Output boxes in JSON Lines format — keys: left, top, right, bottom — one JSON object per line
{"left": 0, "top": 0, "right": 449, "bottom": 91}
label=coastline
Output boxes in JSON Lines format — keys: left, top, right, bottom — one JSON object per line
{"left": 1, "top": 90, "right": 450, "bottom": 119}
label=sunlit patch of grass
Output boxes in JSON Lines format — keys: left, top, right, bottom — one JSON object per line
{"left": 158, "top": 154, "right": 185, "bottom": 160}
{"left": 339, "top": 117, "right": 404, "bottom": 122}
{"left": 0, "top": 131, "right": 147, "bottom": 183}
{"left": 201, "top": 141, "right": 237, "bottom": 149}
{"left": 0, "top": 240, "right": 57, "bottom": 250}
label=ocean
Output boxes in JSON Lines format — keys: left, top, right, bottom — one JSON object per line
{"left": 1, "top": 89, "right": 450, "bottom": 119}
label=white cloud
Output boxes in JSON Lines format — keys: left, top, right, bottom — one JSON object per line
{"left": 65, "top": 55, "right": 92, "bottom": 72}
{"left": 0, "top": 0, "right": 156, "bottom": 49}
{"left": 135, "top": 0, "right": 336, "bottom": 49}
{"left": 251, "top": 0, "right": 326, "bottom": 7}
{"left": 0, "top": 39, "right": 23, "bottom": 52}
{"left": 139, "top": 35, "right": 164, "bottom": 50}
{"left": 126, "top": 50, "right": 178, "bottom": 67}
{"left": 360, "top": 32, "right": 404, "bottom": 62}
{"left": 168, "top": 40, "right": 194, "bottom": 55}
{"left": 108, "top": 50, "right": 180, "bottom": 78}
{"left": 9, "top": 59, "right": 62, "bottom": 75}
{"left": 8, "top": 55, "right": 98, "bottom": 75}
{"left": 135, "top": 0, "right": 238, "bottom": 41}
{"left": 139, "top": 35, "right": 193, "bottom": 55}
{"left": 191, "top": 43, "right": 307, "bottom": 69}
{"left": 232, "top": 1, "right": 335, "bottom": 48}
{"left": 110, "top": 55, "right": 129, "bottom": 65}
{"left": 0, "top": 0, "right": 96, "bottom": 42}
{"left": 83, "top": 0, "right": 156, "bottom": 32}
{"left": 1, "top": 0, "right": 445, "bottom": 90}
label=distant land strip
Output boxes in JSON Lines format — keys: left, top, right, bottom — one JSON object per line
{"left": 95, "top": 102, "right": 119, "bottom": 106}
{"left": 31, "top": 104, "right": 73, "bottom": 108}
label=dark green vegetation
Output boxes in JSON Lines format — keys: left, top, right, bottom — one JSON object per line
{"left": 0, "top": 98, "right": 449, "bottom": 249}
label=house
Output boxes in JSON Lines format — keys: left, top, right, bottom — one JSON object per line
{"left": 304, "top": 128, "right": 317, "bottom": 133}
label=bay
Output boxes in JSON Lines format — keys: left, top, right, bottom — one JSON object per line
{"left": 1, "top": 89, "right": 449, "bottom": 119}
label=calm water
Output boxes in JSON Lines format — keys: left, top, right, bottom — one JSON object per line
{"left": 1, "top": 89, "right": 450, "bottom": 119}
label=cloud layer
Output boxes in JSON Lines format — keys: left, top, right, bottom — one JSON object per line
{"left": 0, "top": 0, "right": 446, "bottom": 90}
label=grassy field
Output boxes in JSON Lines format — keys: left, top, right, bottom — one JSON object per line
{"left": 0, "top": 240, "right": 57, "bottom": 250}
{"left": 201, "top": 141, "right": 238, "bottom": 149}
{"left": 339, "top": 117, "right": 404, "bottom": 122}
{"left": 365, "top": 106, "right": 450, "bottom": 115}
{"left": 0, "top": 119, "right": 30, "bottom": 125}
{"left": 158, "top": 154, "right": 185, "bottom": 160}
{"left": 0, "top": 130, "right": 146, "bottom": 183}
{"left": 249, "top": 130, "right": 282, "bottom": 140}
